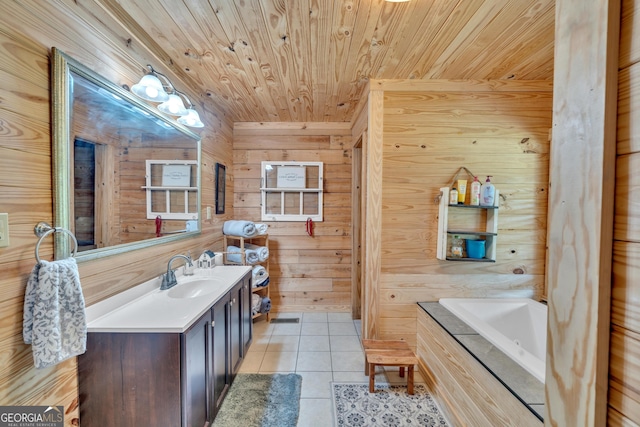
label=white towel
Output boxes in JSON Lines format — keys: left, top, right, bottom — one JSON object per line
{"left": 252, "top": 266, "right": 269, "bottom": 287}
{"left": 227, "top": 245, "right": 260, "bottom": 265}
{"left": 255, "top": 223, "right": 269, "bottom": 235}
{"left": 23, "top": 258, "right": 87, "bottom": 369}
{"left": 244, "top": 243, "right": 269, "bottom": 262}
{"left": 222, "top": 220, "right": 257, "bottom": 237}
{"left": 252, "top": 293, "right": 261, "bottom": 316}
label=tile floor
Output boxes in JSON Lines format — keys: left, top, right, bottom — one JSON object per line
{"left": 239, "top": 311, "right": 424, "bottom": 427}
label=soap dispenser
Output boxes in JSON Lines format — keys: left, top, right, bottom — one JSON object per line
{"left": 470, "top": 176, "right": 481, "bottom": 206}
{"left": 480, "top": 176, "right": 495, "bottom": 207}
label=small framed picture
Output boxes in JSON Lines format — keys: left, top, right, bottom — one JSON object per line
{"left": 215, "top": 163, "right": 226, "bottom": 214}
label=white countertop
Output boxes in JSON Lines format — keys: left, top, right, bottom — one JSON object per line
{"left": 86, "top": 265, "right": 251, "bottom": 333}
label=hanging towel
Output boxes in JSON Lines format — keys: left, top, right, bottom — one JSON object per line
{"left": 255, "top": 223, "right": 269, "bottom": 235}
{"left": 227, "top": 246, "right": 260, "bottom": 265}
{"left": 260, "top": 297, "right": 272, "bottom": 314}
{"left": 222, "top": 220, "right": 257, "bottom": 237}
{"left": 23, "top": 258, "right": 87, "bottom": 369}
{"left": 244, "top": 243, "right": 269, "bottom": 262}
{"left": 252, "top": 266, "right": 269, "bottom": 287}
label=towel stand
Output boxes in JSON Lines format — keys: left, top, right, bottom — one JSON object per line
{"left": 34, "top": 222, "right": 78, "bottom": 262}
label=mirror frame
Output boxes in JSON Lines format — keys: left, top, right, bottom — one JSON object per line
{"left": 51, "top": 47, "right": 202, "bottom": 261}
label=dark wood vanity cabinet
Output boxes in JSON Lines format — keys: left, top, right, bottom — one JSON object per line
{"left": 79, "top": 271, "right": 252, "bottom": 427}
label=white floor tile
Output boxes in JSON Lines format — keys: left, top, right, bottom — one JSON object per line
{"left": 299, "top": 335, "right": 330, "bottom": 352}
{"left": 302, "top": 312, "right": 328, "bottom": 323}
{"left": 298, "top": 371, "right": 334, "bottom": 399}
{"left": 238, "top": 351, "right": 264, "bottom": 373}
{"left": 272, "top": 322, "right": 302, "bottom": 336}
{"left": 273, "top": 312, "right": 303, "bottom": 319}
{"left": 267, "top": 334, "right": 300, "bottom": 352}
{"left": 297, "top": 351, "right": 332, "bottom": 372}
{"left": 328, "top": 322, "right": 357, "bottom": 336}
{"left": 327, "top": 312, "right": 352, "bottom": 322}
{"left": 297, "top": 398, "right": 333, "bottom": 427}
{"left": 301, "top": 322, "right": 329, "bottom": 336}
{"left": 332, "top": 371, "right": 369, "bottom": 383}
{"left": 259, "top": 351, "right": 298, "bottom": 372}
{"left": 331, "top": 351, "right": 364, "bottom": 372}
{"left": 329, "top": 335, "right": 362, "bottom": 352}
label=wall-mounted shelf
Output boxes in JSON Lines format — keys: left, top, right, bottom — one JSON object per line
{"left": 437, "top": 187, "right": 499, "bottom": 262}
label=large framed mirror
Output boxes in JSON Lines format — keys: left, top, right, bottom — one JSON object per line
{"left": 51, "top": 48, "right": 201, "bottom": 261}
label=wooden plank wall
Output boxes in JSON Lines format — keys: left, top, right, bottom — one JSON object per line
{"left": 610, "top": 0, "right": 640, "bottom": 424}
{"left": 233, "top": 123, "right": 352, "bottom": 312}
{"left": 0, "top": 2, "right": 234, "bottom": 425}
{"left": 369, "top": 79, "right": 553, "bottom": 345}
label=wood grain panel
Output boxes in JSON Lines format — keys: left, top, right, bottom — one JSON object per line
{"left": 548, "top": 1, "right": 620, "bottom": 425}
{"left": 609, "top": 326, "right": 640, "bottom": 425}
{"left": 232, "top": 126, "right": 352, "bottom": 310}
{"left": 416, "top": 309, "right": 542, "bottom": 426}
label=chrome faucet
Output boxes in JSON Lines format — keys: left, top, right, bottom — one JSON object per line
{"left": 160, "top": 254, "right": 194, "bottom": 290}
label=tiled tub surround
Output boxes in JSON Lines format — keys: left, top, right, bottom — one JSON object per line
{"left": 417, "top": 303, "right": 543, "bottom": 426}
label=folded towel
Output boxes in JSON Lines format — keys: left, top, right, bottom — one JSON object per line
{"left": 223, "top": 220, "right": 257, "bottom": 237}
{"left": 244, "top": 243, "right": 269, "bottom": 262}
{"left": 255, "top": 277, "right": 270, "bottom": 288}
{"left": 260, "top": 297, "right": 272, "bottom": 314}
{"left": 23, "top": 258, "right": 87, "bottom": 369}
{"left": 252, "top": 266, "right": 269, "bottom": 286}
{"left": 255, "top": 223, "right": 269, "bottom": 235}
{"left": 252, "top": 294, "right": 261, "bottom": 315}
{"left": 226, "top": 246, "right": 260, "bottom": 265}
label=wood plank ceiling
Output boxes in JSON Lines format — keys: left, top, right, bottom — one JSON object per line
{"left": 98, "top": 0, "right": 555, "bottom": 123}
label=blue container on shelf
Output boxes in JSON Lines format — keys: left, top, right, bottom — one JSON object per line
{"left": 466, "top": 239, "right": 486, "bottom": 259}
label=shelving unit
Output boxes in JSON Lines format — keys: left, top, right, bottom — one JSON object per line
{"left": 223, "top": 234, "right": 270, "bottom": 320}
{"left": 436, "top": 187, "right": 499, "bottom": 262}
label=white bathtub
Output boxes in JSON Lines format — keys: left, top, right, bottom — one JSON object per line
{"left": 439, "top": 298, "right": 547, "bottom": 383}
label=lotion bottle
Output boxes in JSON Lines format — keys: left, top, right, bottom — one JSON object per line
{"left": 470, "top": 176, "right": 481, "bottom": 206}
{"left": 480, "top": 176, "right": 495, "bottom": 207}
{"left": 449, "top": 188, "right": 458, "bottom": 205}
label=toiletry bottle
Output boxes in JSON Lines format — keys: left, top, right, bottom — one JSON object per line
{"left": 450, "top": 235, "right": 464, "bottom": 258}
{"left": 470, "top": 176, "right": 481, "bottom": 206}
{"left": 480, "top": 176, "right": 495, "bottom": 206}
{"left": 449, "top": 188, "right": 458, "bottom": 205}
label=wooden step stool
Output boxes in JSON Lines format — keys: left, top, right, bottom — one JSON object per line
{"left": 362, "top": 339, "right": 417, "bottom": 395}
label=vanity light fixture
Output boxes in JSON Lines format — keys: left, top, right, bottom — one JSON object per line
{"left": 178, "top": 107, "right": 204, "bottom": 128}
{"left": 131, "top": 65, "right": 171, "bottom": 102}
{"left": 131, "top": 64, "right": 205, "bottom": 128}
{"left": 158, "top": 92, "right": 189, "bottom": 116}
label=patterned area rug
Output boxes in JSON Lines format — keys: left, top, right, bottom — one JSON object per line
{"left": 332, "top": 383, "right": 450, "bottom": 427}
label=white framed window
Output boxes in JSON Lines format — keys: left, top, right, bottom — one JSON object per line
{"left": 143, "top": 160, "right": 199, "bottom": 220}
{"left": 261, "top": 161, "right": 323, "bottom": 221}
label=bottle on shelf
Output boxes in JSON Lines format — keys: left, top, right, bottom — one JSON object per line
{"left": 449, "top": 187, "right": 458, "bottom": 205}
{"left": 450, "top": 235, "right": 464, "bottom": 258}
{"left": 480, "top": 176, "right": 495, "bottom": 207}
{"left": 470, "top": 176, "right": 481, "bottom": 206}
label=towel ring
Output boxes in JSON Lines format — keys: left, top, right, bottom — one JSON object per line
{"left": 34, "top": 222, "right": 78, "bottom": 262}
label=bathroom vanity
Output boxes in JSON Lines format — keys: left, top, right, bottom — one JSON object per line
{"left": 78, "top": 266, "right": 252, "bottom": 427}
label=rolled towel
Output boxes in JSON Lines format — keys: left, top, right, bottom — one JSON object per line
{"left": 252, "top": 294, "right": 261, "bottom": 315}
{"left": 260, "top": 297, "right": 272, "bottom": 314}
{"left": 256, "top": 277, "right": 270, "bottom": 288}
{"left": 252, "top": 266, "right": 269, "bottom": 286}
{"left": 223, "top": 220, "right": 257, "bottom": 237}
{"left": 226, "top": 246, "right": 260, "bottom": 265}
{"left": 244, "top": 243, "right": 269, "bottom": 262}
{"left": 255, "top": 223, "right": 269, "bottom": 235}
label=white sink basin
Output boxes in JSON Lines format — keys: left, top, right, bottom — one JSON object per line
{"left": 167, "top": 278, "right": 224, "bottom": 299}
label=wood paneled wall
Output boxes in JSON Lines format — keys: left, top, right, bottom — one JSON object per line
{"left": 233, "top": 122, "right": 352, "bottom": 312}
{"left": 0, "top": 2, "right": 233, "bottom": 425}
{"left": 610, "top": 0, "right": 640, "bottom": 424}
{"left": 362, "top": 79, "right": 553, "bottom": 344}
